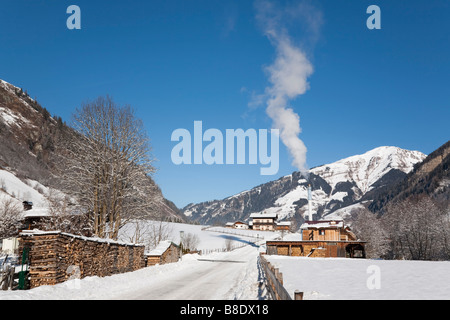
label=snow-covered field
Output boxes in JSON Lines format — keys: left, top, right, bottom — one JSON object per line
{"left": 265, "top": 255, "right": 450, "bottom": 300}
{"left": 2, "top": 221, "right": 449, "bottom": 300}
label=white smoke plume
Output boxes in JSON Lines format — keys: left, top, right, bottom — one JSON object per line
{"left": 254, "top": 0, "right": 322, "bottom": 177}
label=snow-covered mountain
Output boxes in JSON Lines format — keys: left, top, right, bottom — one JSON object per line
{"left": 182, "top": 147, "right": 426, "bottom": 225}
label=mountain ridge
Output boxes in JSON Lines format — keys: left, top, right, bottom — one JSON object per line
{"left": 182, "top": 146, "right": 427, "bottom": 225}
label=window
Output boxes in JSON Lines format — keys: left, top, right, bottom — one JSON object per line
{"left": 319, "top": 230, "right": 325, "bottom": 236}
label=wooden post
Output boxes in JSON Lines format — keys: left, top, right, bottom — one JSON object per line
{"left": 1, "top": 266, "right": 9, "bottom": 291}
{"left": 294, "top": 290, "right": 304, "bottom": 300}
{"left": 9, "top": 268, "right": 15, "bottom": 290}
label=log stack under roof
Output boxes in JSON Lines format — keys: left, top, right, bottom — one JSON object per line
{"left": 19, "top": 230, "right": 145, "bottom": 289}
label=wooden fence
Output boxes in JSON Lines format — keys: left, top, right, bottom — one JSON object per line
{"left": 0, "top": 265, "right": 16, "bottom": 290}
{"left": 259, "top": 253, "right": 302, "bottom": 300}
{"left": 19, "top": 230, "right": 145, "bottom": 289}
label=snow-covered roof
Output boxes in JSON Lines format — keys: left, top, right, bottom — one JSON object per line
{"left": 20, "top": 229, "right": 144, "bottom": 247}
{"left": 276, "top": 221, "right": 291, "bottom": 226}
{"left": 250, "top": 213, "right": 277, "bottom": 219}
{"left": 146, "top": 240, "right": 175, "bottom": 256}
{"left": 300, "top": 220, "right": 344, "bottom": 229}
{"left": 21, "top": 207, "right": 50, "bottom": 219}
{"left": 225, "top": 221, "right": 247, "bottom": 226}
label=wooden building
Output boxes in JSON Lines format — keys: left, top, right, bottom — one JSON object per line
{"left": 300, "top": 220, "right": 356, "bottom": 241}
{"left": 145, "top": 240, "right": 181, "bottom": 267}
{"left": 266, "top": 220, "right": 366, "bottom": 258}
{"left": 275, "top": 221, "right": 291, "bottom": 231}
{"left": 20, "top": 207, "right": 50, "bottom": 231}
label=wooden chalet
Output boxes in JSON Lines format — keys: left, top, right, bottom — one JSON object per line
{"left": 266, "top": 220, "right": 366, "bottom": 258}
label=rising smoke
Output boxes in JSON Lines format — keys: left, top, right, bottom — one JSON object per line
{"left": 254, "top": 0, "right": 322, "bottom": 177}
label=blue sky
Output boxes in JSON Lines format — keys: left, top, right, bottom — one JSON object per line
{"left": 1, "top": 0, "right": 449, "bottom": 208}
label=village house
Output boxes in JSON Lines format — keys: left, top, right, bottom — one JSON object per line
{"left": 225, "top": 221, "right": 249, "bottom": 229}
{"left": 265, "top": 219, "right": 366, "bottom": 258}
{"left": 250, "top": 212, "right": 278, "bottom": 231}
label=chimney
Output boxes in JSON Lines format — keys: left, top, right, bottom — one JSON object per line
{"left": 23, "top": 201, "right": 33, "bottom": 211}
{"left": 307, "top": 184, "right": 313, "bottom": 221}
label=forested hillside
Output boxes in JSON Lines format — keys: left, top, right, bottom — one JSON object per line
{"left": 369, "top": 140, "right": 450, "bottom": 214}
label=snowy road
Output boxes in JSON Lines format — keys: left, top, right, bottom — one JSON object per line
{"left": 116, "top": 246, "right": 262, "bottom": 300}
{"left": 0, "top": 245, "right": 266, "bottom": 300}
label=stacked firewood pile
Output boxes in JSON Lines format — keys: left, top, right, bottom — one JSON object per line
{"left": 19, "top": 231, "right": 145, "bottom": 289}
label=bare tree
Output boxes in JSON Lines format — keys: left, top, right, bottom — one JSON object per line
{"left": 382, "top": 195, "right": 445, "bottom": 260}
{"left": 349, "top": 207, "right": 390, "bottom": 259}
{"left": 181, "top": 233, "right": 200, "bottom": 252}
{"left": 224, "top": 238, "right": 234, "bottom": 251}
{"left": 40, "top": 188, "right": 91, "bottom": 236}
{"left": 437, "top": 211, "right": 450, "bottom": 259}
{"left": 146, "top": 219, "right": 174, "bottom": 251}
{"left": 123, "top": 220, "right": 151, "bottom": 245}
{"left": 0, "top": 197, "right": 22, "bottom": 239}
{"left": 61, "top": 96, "right": 160, "bottom": 240}
{"left": 349, "top": 196, "right": 450, "bottom": 261}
